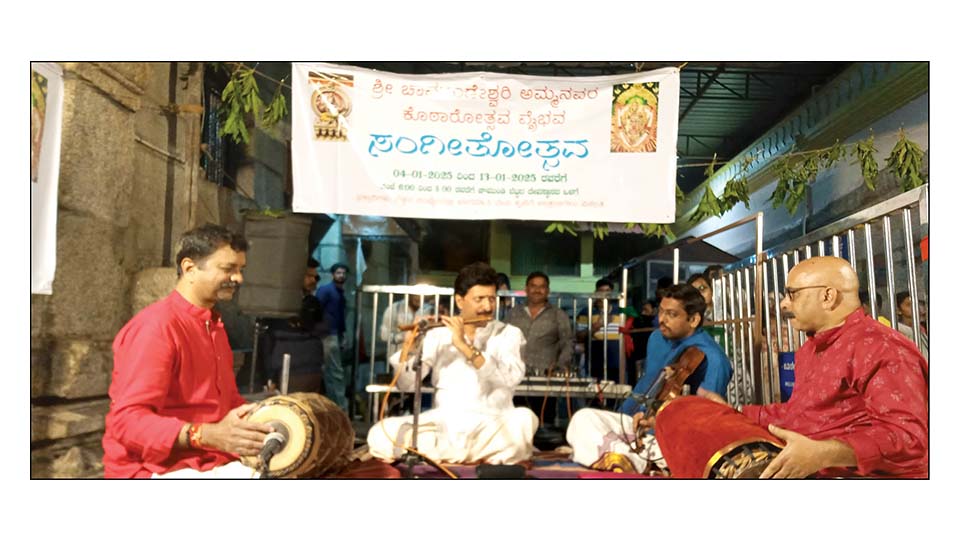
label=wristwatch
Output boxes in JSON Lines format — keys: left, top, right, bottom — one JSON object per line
{"left": 467, "top": 346, "right": 482, "bottom": 363}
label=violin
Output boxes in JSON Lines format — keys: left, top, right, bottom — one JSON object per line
{"left": 637, "top": 346, "right": 706, "bottom": 417}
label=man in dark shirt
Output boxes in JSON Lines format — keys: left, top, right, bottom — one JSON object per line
{"left": 505, "top": 271, "right": 573, "bottom": 429}
{"left": 263, "top": 258, "right": 325, "bottom": 393}
{"left": 506, "top": 272, "right": 573, "bottom": 374}
{"left": 315, "top": 262, "right": 350, "bottom": 410}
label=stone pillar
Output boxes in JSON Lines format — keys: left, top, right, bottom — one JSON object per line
{"left": 580, "top": 234, "right": 595, "bottom": 278}
{"left": 30, "top": 62, "right": 210, "bottom": 478}
{"left": 489, "top": 221, "right": 511, "bottom": 276}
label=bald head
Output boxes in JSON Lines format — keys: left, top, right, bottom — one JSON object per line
{"left": 790, "top": 256, "right": 860, "bottom": 292}
{"left": 782, "top": 256, "right": 862, "bottom": 334}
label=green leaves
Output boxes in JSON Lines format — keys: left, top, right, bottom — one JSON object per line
{"left": 545, "top": 221, "right": 579, "bottom": 236}
{"left": 691, "top": 184, "right": 723, "bottom": 223}
{"left": 886, "top": 128, "right": 926, "bottom": 191}
{"left": 769, "top": 142, "right": 829, "bottom": 215}
{"left": 704, "top": 152, "right": 719, "bottom": 179}
{"left": 851, "top": 134, "right": 879, "bottom": 190}
{"left": 262, "top": 83, "right": 288, "bottom": 129}
{"left": 817, "top": 139, "right": 846, "bottom": 170}
{"left": 218, "top": 65, "right": 289, "bottom": 145}
{"left": 686, "top": 153, "right": 756, "bottom": 225}
{"left": 720, "top": 178, "right": 751, "bottom": 212}
{"left": 639, "top": 223, "right": 675, "bottom": 240}
{"left": 770, "top": 132, "right": 925, "bottom": 215}
{"left": 770, "top": 154, "right": 807, "bottom": 214}
{"left": 544, "top": 221, "right": 673, "bottom": 240}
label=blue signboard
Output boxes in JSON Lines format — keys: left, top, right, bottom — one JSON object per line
{"left": 778, "top": 352, "right": 795, "bottom": 402}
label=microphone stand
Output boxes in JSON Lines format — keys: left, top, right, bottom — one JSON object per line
{"left": 399, "top": 331, "right": 427, "bottom": 479}
{"left": 394, "top": 317, "right": 490, "bottom": 479}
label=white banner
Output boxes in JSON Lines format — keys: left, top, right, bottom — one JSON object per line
{"left": 292, "top": 63, "right": 679, "bottom": 223}
{"left": 31, "top": 63, "right": 64, "bottom": 295}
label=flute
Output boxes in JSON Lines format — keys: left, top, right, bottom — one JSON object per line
{"left": 397, "top": 316, "right": 493, "bottom": 332}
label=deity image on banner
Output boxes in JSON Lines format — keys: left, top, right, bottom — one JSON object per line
{"left": 610, "top": 82, "right": 659, "bottom": 153}
{"left": 309, "top": 72, "right": 354, "bottom": 142}
{"left": 31, "top": 69, "right": 49, "bottom": 183}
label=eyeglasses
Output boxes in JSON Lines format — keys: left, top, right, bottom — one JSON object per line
{"left": 784, "top": 285, "right": 828, "bottom": 301}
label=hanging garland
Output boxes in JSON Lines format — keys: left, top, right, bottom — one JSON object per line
{"left": 547, "top": 129, "right": 925, "bottom": 240}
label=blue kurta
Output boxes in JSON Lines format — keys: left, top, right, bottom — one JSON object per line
{"left": 620, "top": 328, "right": 732, "bottom": 415}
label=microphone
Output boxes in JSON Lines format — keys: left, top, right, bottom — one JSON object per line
{"left": 259, "top": 421, "right": 290, "bottom": 473}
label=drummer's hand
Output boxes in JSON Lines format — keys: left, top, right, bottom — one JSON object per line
{"left": 441, "top": 315, "right": 468, "bottom": 350}
{"left": 632, "top": 412, "right": 655, "bottom": 433}
{"left": 759, "top": 425, "right": 856, "bottom": 479}
{"left": 202, "top": 403, "right": 274, "bottom": 456}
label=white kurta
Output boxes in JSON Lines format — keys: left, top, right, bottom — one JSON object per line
{"left": 565, "top": 408, "right": 666, "bottom": 472}
{"left": 152, "top": 460, "right": 259, "bottom": 478}
{"left": 367, "top": 320, "right": 538, "bottom": 465}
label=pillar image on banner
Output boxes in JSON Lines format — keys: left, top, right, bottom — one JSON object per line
{"left": 309, "top": 71, "right": 354, "bottom": 142}
{"left": 610, "top": 82, "right": 659, "bottom": 153}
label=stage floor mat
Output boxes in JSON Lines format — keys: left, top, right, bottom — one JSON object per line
{"left": 333, "top": 448, "right": 662, "bottom": 479}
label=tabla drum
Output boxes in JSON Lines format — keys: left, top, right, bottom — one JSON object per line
{"left": 655, "top": 396, "right": 783, "bottom": 479}
{"left": 240, "top": 392, "right": 354, "bottom": 478}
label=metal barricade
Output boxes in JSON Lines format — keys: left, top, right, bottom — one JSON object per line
{"left": 353, "top": 284, "right": 456, "bottom": 422}
{"left": 352, "top": 269, "right": 634, "bottom": 422}
{"left": 715, "top": 185, "right": 928, "bottom": 406}
{"left": 671, "top": 213, "right": 766, "bottom": 408}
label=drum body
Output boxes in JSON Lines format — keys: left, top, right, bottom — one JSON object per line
{"left": 655, "top": 396, "right": 783, "bottom": 478}
{"left": 240, "top": 392, "right": 354, "bottom": 478}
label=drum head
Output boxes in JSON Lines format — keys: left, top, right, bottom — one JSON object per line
{"left": 241, "top": 395, "right": 320, "bottom": 477}
{"left": 708, "top": 441, "right": 781, "bottom": 479}
{"left": 246, "top": 400, "right": 312, "bottom": 473}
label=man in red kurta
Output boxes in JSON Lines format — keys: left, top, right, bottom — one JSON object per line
{"left": 743, "top": 256, "right": 928, "bottom": 478}
{"left": 102, "top": 224, "right": 273, "bottom": 478}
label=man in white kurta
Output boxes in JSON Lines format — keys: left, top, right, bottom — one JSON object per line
{"left": 367, "top": 263, "right": 538, "bottom": 465}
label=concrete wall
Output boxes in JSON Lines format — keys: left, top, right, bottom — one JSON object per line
{"left": 30, "top": 62, "right": 255, "bottom": 478}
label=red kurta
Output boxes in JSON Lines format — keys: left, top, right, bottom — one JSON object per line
{"left": 742, "top": 308, "right": 929, "bottom": 478}
{"left": 102, "top": 291, "right": 247, "bottom": 478}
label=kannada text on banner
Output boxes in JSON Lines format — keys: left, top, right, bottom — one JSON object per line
{"left": 292, "top": 63, "right": 680, "bottom": 223}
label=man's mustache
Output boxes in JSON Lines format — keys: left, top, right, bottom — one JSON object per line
{"left": 219, "top": 281, "right": 240, "bottom": 290}
{"left": 781, "top": 311, "right": 795, "bottom": 319}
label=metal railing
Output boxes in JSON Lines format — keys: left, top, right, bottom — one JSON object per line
{"left": 671, "top": 213, "right": 766, "bottom": 408}
{"left": 351, "top": 271, "right": 633, "bottom": 422}
{"left": 713, "top": 185, "right": 928, "bottom": 406}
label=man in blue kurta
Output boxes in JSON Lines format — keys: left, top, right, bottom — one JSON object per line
{"left": 565, "top": 284, "right": 733, "bottom": 472}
